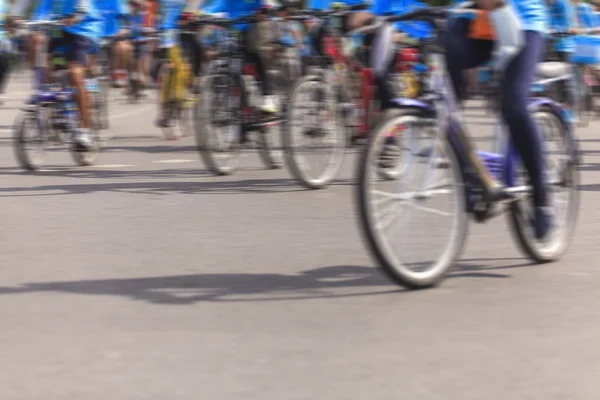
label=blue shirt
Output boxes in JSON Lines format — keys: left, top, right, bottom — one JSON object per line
{"left": 512, "top": 0, "right": 548, "bottom": 33}
{"left": 33, "top": 0, "right": 104, "bottom": 43}
{"left": 95, "top": 0, "right": 128, "bottom": 37}
{"left": 373, "top": 0, "right": 432, "bottom": 39}
{"left": 159, "top": 0, "right": 188, "bottom": 46}
{"left": 575, "top": 2, "right": 595, "bottom": 29}
{"left": 129, "top": 11, "right": 146, "bottom": 38}
{"left": 199, "top": 0, "right": 265, "bottom": 31}
{"left": 549, "top": 0, "right": 575, "bottom": 51}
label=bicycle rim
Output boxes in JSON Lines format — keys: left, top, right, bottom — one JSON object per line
{"left": 356, "top": 113, "right": 468, "bottom": 289}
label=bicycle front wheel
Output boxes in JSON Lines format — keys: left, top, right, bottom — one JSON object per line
{"left": 13, "top": 109, "right": 48, "bottom": 171}
{"left": 356, "top": 111, "right": 468, "bottom": 289}
{"left": 284, "top": 75, "right": 346, "bottom": 189}
{"left": 196, "top": 73, "right": 243, "bottom": 175}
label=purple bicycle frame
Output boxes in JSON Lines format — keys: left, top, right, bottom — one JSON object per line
{"left": 389, "top": 53, "right": 566, "bottom": 211}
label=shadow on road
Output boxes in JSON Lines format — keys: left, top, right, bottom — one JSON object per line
{"left": 0, "top": 176, "right": 345, "bottom": 196}
{"left": 0, "top": 259, "right": 535, "bottom": 304}
{"left": 0, "top": 266, "right": 398, "bottom": 303}
{"left": 102, "top": 144, "right": 197, "bottom": 154}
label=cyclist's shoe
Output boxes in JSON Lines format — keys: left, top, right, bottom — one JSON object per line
{"left": 533, "top": 206, "right": 554, "bottom": 240}
{"left": 73, "top": 128, "right": 94, "bottom": 152}
{"left": 261, "top": 95, "right": 279, "bottom": 114}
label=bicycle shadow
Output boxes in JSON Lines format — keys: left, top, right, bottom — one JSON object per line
{"left": 0, "top": 176, "right": 324, "bottom": 197}
{"left": 0, "top": 266, "right": 398, "bottom": 304}
{"left": 0, "top": 259, "right": 534, "bottom": 305}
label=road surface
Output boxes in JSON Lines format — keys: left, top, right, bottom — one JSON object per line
{"left": 1, "top": 72, "right": 599, "bottom": 399}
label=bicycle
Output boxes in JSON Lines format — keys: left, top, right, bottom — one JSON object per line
{"left": 13, "top": 19, "right": 103, "bottom": 171}
{"left": 284, "top": 3, "right": 401, "bottom": 189}
{"left": 355, "top": 7, "right": 580, "bottom": 289}
{"left": 194, "top": 14, "right": 285, "bottom": 175}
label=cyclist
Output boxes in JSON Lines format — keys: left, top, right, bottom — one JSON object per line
{"left": 154, "top": 0, "right": 201, "bottom": 131}
{"left": 0, "top": 0, "right": 13, "bottom": 104}
{"left": 31, "top": 0, "right": 103, "bottom": 151}
{"left": 94, "top": 0, "right": 130, "bottom": 87}
{"left": 445, "top": 0, "right": 554, "bottom": 239}
{"left": 208, "top": 0, "right": 281, "bottom": 113}
{"left": 273, "top": 4, "right": 304, "bottom": 82}
{"left": 10, "top": 0, "right": 45, "bottom": 87}
{"left": 127, "top": 0, "right": 153, "bottom": 91}
{"left": 570, "top": 0, "right": 600, "bottom": 89}
{"left": 178, "top": 6, "right": 204, "bottom": 84}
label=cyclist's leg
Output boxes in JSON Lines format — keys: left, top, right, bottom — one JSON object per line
{"left": 445, "top": 17, "right": 493, "bottom": 103}
{"left": 134, "top": 40, "right": 151, "bottom": 87}
{"left": 156, "top": 44, "right": 186, "bottom": 125}
{"left": 30, "top": 31, "right": 49, "bottom": 89}
{"left": 112, "top": 37, "right": 132, "bottom": 87}
{"left": 88, "top": 42, "right": 100, "bottom": 77}
{"left": 155, "top": 47, "right": 168, "bottom": 124}
{"left": 501, "top": 31, "right": 551, "bottom": 237}
{"left": 170, "top": 45, "right": 190, "bottom": 101}
{"left": 65, "top": 32, "right": 95, "bottom": 147}
{"left": 0, "top": 48, "right": 10, "bottom": 102}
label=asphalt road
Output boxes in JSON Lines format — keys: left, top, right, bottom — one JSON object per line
{"left": 1, "top": 72, "right": 599, "bottom": 400}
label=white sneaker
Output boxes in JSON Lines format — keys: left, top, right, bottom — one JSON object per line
{"left": 74, "top": 128, "right": 94, "bottom": 151}
{"left": 260, "top": 95, "right": 279, "bottom": 114}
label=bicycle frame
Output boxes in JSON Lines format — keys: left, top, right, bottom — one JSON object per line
{"left": 321, "top": 27, "right": 380, "bottom": 138}
{"left": 389, "top": 49, "right": 567, "bottom": 212}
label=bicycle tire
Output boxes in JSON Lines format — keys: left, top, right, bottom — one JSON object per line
{"left": 508, "top": 107, "right": 580, "bottom": 262}
{"left": 284, "top": 74, "right": 346, "bottom": 189}
{"left": 13, "top": 110, "right": 47, "bottom": 171}
{"left": 356, "top": 109, "right": 468, "bottom": 289}
{"left": 196, "top": 73, "right": 243, "bottom": 175}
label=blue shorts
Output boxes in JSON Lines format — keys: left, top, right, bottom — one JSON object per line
{"left": 88, "top": 43, "right": 100, "bottom": 55}
{"left": 48, "top": 30, "right": 94, "bottom": 65}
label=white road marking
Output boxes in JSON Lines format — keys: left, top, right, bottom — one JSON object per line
{"left": 92, "top": 164, "right": 135, "bottom": 168}
{"left": 152, "top": 159, "right": 195, "bottom": 164}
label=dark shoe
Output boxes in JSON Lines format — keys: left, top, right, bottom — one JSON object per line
{"left": 533, "top": 206, "right": 554, "bottom": 240}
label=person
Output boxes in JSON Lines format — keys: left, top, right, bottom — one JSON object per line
{"left": 0, "top": 0, "right": 13, "bottom": 104}
{"left": 178, "top": 5, "right": 204, "bottom": 83}
{"left": 31, "top": 0, "right": 104, "bottom": 151}
{"left": 445, "top": 0, "right": 554, "bottom": 239}
{"left": 154, "top": 0, "right": 201, "bottom": 132}
{"left": 10, "top": 0, "right": 45, "bottom": 88}
{"left": 570, "top": 0, "right": 600, "bottom": 89}
{"left": 205, "top": 0, "right": 282, "bottom": 113}
{"left": 94, "top": 0, "right": 130, "bottom": 87}
{"left": 273, "top": 4, "right": 304, "bottom": 83}
{"left": 246, "top": 5, "right": 280, "bottom": 113}
{"left": 127, "top": 0, "right": 153, "bottom": 90}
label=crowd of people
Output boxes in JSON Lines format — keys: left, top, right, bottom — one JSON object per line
{"left": 0, "top": 0, "right": 596, "bottom": 240}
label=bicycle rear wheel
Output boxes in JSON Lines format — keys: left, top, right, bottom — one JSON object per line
{"left": 196, "top": 73, "right": 243, "bottom": 175}
{"left": 508, "top": 107, "right": 580, "bottom": 262}
{"left": 284, "top": 75, "right": 346, "bottom": 189}
{"left": 356, "top": 111, "right": 468, "bottom": 289}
